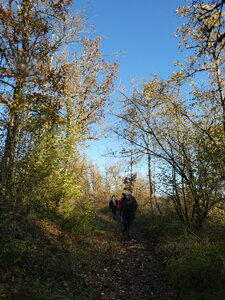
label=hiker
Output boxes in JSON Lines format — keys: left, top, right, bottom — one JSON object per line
{"left": 117, "top": 195, "right": 123, "bottom": 223}
{"left": 120, "top": 191, "right": 138, "bottom": 239}
{"left": 109, "top": 195, "right": 118, "bottom": 219}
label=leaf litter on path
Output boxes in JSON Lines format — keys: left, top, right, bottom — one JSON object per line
{"left": 83, "top": 215, "right": 179, "bottom": 300}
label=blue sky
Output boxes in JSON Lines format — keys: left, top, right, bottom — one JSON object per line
{"left": 80, "top": 0, "right": 186, "bottom": 81}
{"left": 74, "top": 0, "right": 187, "bottom": 169}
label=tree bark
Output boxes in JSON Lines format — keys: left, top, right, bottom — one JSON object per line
{"left": 147, "top": 148, "right": 154, "bottom": 213}
{"left": 1, "top": 87, "right": 22, "bottom": 204}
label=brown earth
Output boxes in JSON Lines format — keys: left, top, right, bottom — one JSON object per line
{"left": 82, "top": 213, "right": 179, "bottom": 300}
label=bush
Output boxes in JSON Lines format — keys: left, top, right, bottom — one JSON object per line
{"left": 135, "top": 212, "right": 184, "bottom": 241}
{"left": 137, "top": 211, "right": 225, "bottom": 299}
{"left": 0, "top": 212, "right": 86, "bottom": 299}
{"left": 162, "top": 238, "right": 225, "bottom": 299}
{"left": 62, "top": 200, "right": 96, "bottom": 235}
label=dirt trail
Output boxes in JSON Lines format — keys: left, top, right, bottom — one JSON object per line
{"left": 85, "top": 215, "right": 178, "bottom": 300}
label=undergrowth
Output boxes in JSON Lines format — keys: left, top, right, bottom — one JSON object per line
{"left": 0, "top": 205, "right": 120, "bottom": 299}
{"left": 136, "top": 212, "right": 225, "bottom": 300}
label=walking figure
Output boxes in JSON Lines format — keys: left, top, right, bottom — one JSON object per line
{"left": 117, "top": 196, "right": 123, "bottom": 223}
{"left": 120, "top": 191, "right": 138, "bottom": 240}
{"left": 109, "top": 195, "right": 118, "bottom": 219}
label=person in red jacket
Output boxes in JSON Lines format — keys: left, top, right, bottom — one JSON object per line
{"left": 117, "top": 195, "right": 123, "bottom": 223}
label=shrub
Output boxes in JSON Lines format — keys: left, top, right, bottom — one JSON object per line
{"left": 62, "top": 200, "right": 96, "bottom": 235}
{"left": 164, "top": 238, "right": 225, "bottom": 300}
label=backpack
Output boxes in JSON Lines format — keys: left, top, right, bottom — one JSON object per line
{"left": 122, "top": 193, "right": 137, "bottom": 213}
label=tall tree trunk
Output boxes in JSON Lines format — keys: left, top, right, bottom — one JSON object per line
{"left": 1, "top": 87, "right": 22, "bottom": 204}
{"left": 147, "top": 148, "right": 154, "bottom": 213}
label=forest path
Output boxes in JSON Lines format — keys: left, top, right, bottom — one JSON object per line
{"left": 84, "top": 211, "right": 178, "bottom": 300}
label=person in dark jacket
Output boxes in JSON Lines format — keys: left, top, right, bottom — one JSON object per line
{"left": 109, "top": 195, "right": 118, "bottom": 219}
{"left": 120, "top": 191, "right": 138, "bottom": 239}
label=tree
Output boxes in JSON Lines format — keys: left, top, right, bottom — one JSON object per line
{"left": 176, "top": 0, "right": 225, "bottom": 56}
{"left": 0, "top": 0, "right": 118, "bottom": 206}
{"left": 106, "top": 163, "right": 123, "bottom": 194}
{"left": 87, "top": 162, "right": 105, "bottom": 206}
{"left": 0, "top": 0, "right": 85, "bottom": 202}
{"left": 114, "top": 75, "right": 225, "bottom": 228}
{"left": 172, "top": 0, "right": 225, "bottom": 226}
{"left": 113, "top": 76, "right": 177, "bottom": 213}
{"left": 175, "top": 0, "right": 225, "bottom": 131}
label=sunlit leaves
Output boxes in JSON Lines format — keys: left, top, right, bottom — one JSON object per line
{"left": 0, "top": 0, "right": 118, "bottom": 208}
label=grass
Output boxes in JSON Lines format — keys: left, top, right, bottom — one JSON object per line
{"left": 0, "top": 206, "right": 121, "bottom": 299}
{"left": 136, "top": 211, "right": 225, "bottom": 300}
{"left": 3, "top": 203, "right": 225, "bottom": 300}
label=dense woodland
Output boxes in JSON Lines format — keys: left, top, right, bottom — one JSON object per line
{"left": 0, "top": 0, "right": 225, "bottom": 299}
